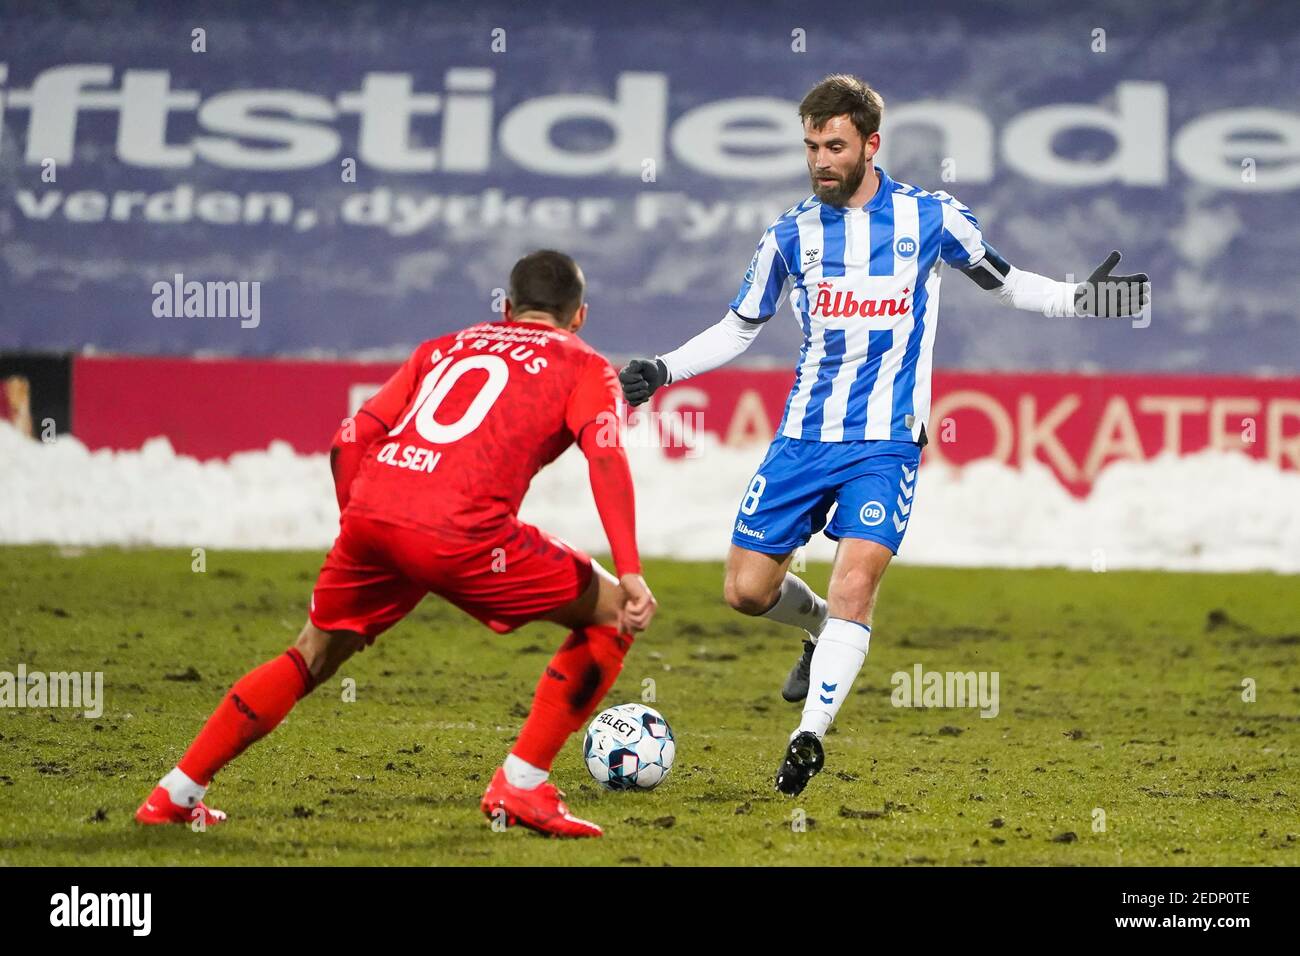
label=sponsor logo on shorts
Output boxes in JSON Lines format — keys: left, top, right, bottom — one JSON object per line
{"left": 858, "top": 501, "right": 886, "bottom": 527}
{"left": 735, "top": 520, "right": 766, "bottom": 540}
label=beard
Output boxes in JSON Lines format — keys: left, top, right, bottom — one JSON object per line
{"left": 809, "top": 149, "right": 868, "bottom": 207}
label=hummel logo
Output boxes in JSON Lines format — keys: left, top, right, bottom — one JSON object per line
{"left": 804, "top": 248, "right": 820, "bottom": 262}
{"left": 894, "top": 463, "right": 917, "bottom": 533}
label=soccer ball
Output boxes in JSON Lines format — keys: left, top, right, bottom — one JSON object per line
{"left": 583, "top": 703, "right": 676, "bottom": 791}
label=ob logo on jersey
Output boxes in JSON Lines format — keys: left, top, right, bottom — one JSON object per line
{"left": 858, "top": 500, "right": 886, "bottom": 527}
{"left": 895, "top": 236, "right": 918, "bottom": 260}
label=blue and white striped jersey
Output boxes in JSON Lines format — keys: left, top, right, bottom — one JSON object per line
{"left": 729, "top": 167, "right": 985, "bottom": 444}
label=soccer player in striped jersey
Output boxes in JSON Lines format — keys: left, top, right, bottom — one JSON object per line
{"left": 619, "top": 74, "right": 1149, "bottom": 796}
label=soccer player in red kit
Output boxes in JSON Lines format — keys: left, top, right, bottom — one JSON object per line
{"left": 135, "top": 250, "right": 656, "bottom": 838}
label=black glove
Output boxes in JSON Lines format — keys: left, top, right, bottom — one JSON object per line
{"left": 1074, "top": 250, "right": 1150, "bottom": 318}
{"left": 618, "top": 358, "right": 669, "bottom": 407}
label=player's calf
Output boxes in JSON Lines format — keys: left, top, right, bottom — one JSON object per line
{"left": 725, "top": 545, "right": 828, "bottom": 702}
{"left": 482, "top": 623, "right": 630, "bottom": 836}
{"left": 135, "top": 622, "right": 365, "bottom": 825}
{"left": 826, "top": 559, "right": 884, "bottom": 624}
{"left": 509, "top": 624, "right": 632, "bottom": 777}
{"left": 776, "top": 539, "right": 891, "bottom": 793}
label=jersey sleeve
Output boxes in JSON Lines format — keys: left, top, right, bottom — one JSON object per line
{"left": 936, "top": 193, "right": 987, "bottom": 269}
{"left": 565, "top": 355, "right": 621, "bottom": 439}
{"left": 569, "top": 355, "right": 640, "bottom": 576}
{"left": 330, "top": 341, "right": 432, "bottom": 511}
{"left": 728, "top": 225, "right": 791, "bottom": 323}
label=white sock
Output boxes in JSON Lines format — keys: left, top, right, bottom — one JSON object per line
{"left": 503, "top": 753, "right": 549, "bottom": 790}
{"left": 761, "top": 573, "right": 829, "bottom": 641}
{"left": 160, "top": 766, "right": 206, "bottom": 809}
{"left": 798, "top": 618, "right": 871, "bottom": 738}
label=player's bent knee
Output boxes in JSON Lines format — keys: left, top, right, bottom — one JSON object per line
{"left": 294, "top": 621, "right": 366, "bottom": 685}
{"left": 723, "top": 577, "right": 777, "bottom": 616}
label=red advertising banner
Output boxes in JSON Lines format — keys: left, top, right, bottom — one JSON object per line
{"left": 72, "top": 355, "right": 399, "bottom": 462}
{"left": 71, "top": 356, "right": 1300, "bottom": 497}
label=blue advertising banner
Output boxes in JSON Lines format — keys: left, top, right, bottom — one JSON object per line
{"left": 1, "top": 0, "right": 1297, "bottom": 372}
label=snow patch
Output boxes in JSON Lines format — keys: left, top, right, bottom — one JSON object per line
{"left": 2, "top": 423, "right": 1297, "bottom": 572}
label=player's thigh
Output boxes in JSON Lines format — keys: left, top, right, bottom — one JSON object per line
{"left": 730, "top": 437, "right": 837, "bottom": 567}
{"left": 723, "top": 543, "right": 795, "bottom": 614}
{"left": 826, "top": 537, "right": 894, "bottom": 623}
{"left": 541, "top": 559, "right": 623, "bottom": 630}
{"left": 309, "top": 515, "right": 426, "bottom": 646}
{"left": 428, "top": 520, "right": 599, "bottom": 634}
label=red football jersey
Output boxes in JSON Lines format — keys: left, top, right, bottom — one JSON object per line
{"left": 344, "top": 319, "right": 620, "bottom": 541}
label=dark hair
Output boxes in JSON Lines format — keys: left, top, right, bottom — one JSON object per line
{"left": 508, "top": 250, "right": 585, "bottom": 324}
{"left": 799, "top": 74, "right": 885, "bottom": 141}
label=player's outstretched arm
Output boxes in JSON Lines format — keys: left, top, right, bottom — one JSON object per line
{"left": 619, "top": 309, "right": 764, "bottom": 407}
{"left": 576, "top": 422, "right": 656, "bottom": 632}
{"left": 959, "top": 243, "right": 1150, "bottom": 318}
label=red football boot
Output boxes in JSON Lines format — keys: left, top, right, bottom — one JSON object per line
{"left": 480, "top": 768, "right": 602, "bottom": 838}
{"left": 134, "top": 784, "right": 227, "bottom": 827}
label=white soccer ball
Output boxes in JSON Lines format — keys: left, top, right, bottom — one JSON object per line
{"left": 583, "top": 703, "right": 676, "bottom": 791}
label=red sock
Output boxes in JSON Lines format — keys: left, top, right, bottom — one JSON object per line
{"left": 177, "top": 648, "right": 313, "bottom": 785}
{"left": 512, "top": 625, "right": 631, "bottom": 770}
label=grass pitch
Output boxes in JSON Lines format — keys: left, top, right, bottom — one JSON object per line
{"left": 1, "top": 545, "right": 1296, "bottom": 866}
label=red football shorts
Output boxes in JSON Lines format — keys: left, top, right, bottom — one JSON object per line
{"left": 309, "top": 513, "right": 595, "bottom": 640}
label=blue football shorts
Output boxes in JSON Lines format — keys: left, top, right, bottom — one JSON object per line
{"left": 730, "top": 435, "right": 922, "bottom": 556}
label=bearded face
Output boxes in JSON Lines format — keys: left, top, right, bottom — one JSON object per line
{"left": 803, "top": 115, "right": 873, "bottom": 207}
{"left": 809, "top": 146, "right": 867, "bottom": 207}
